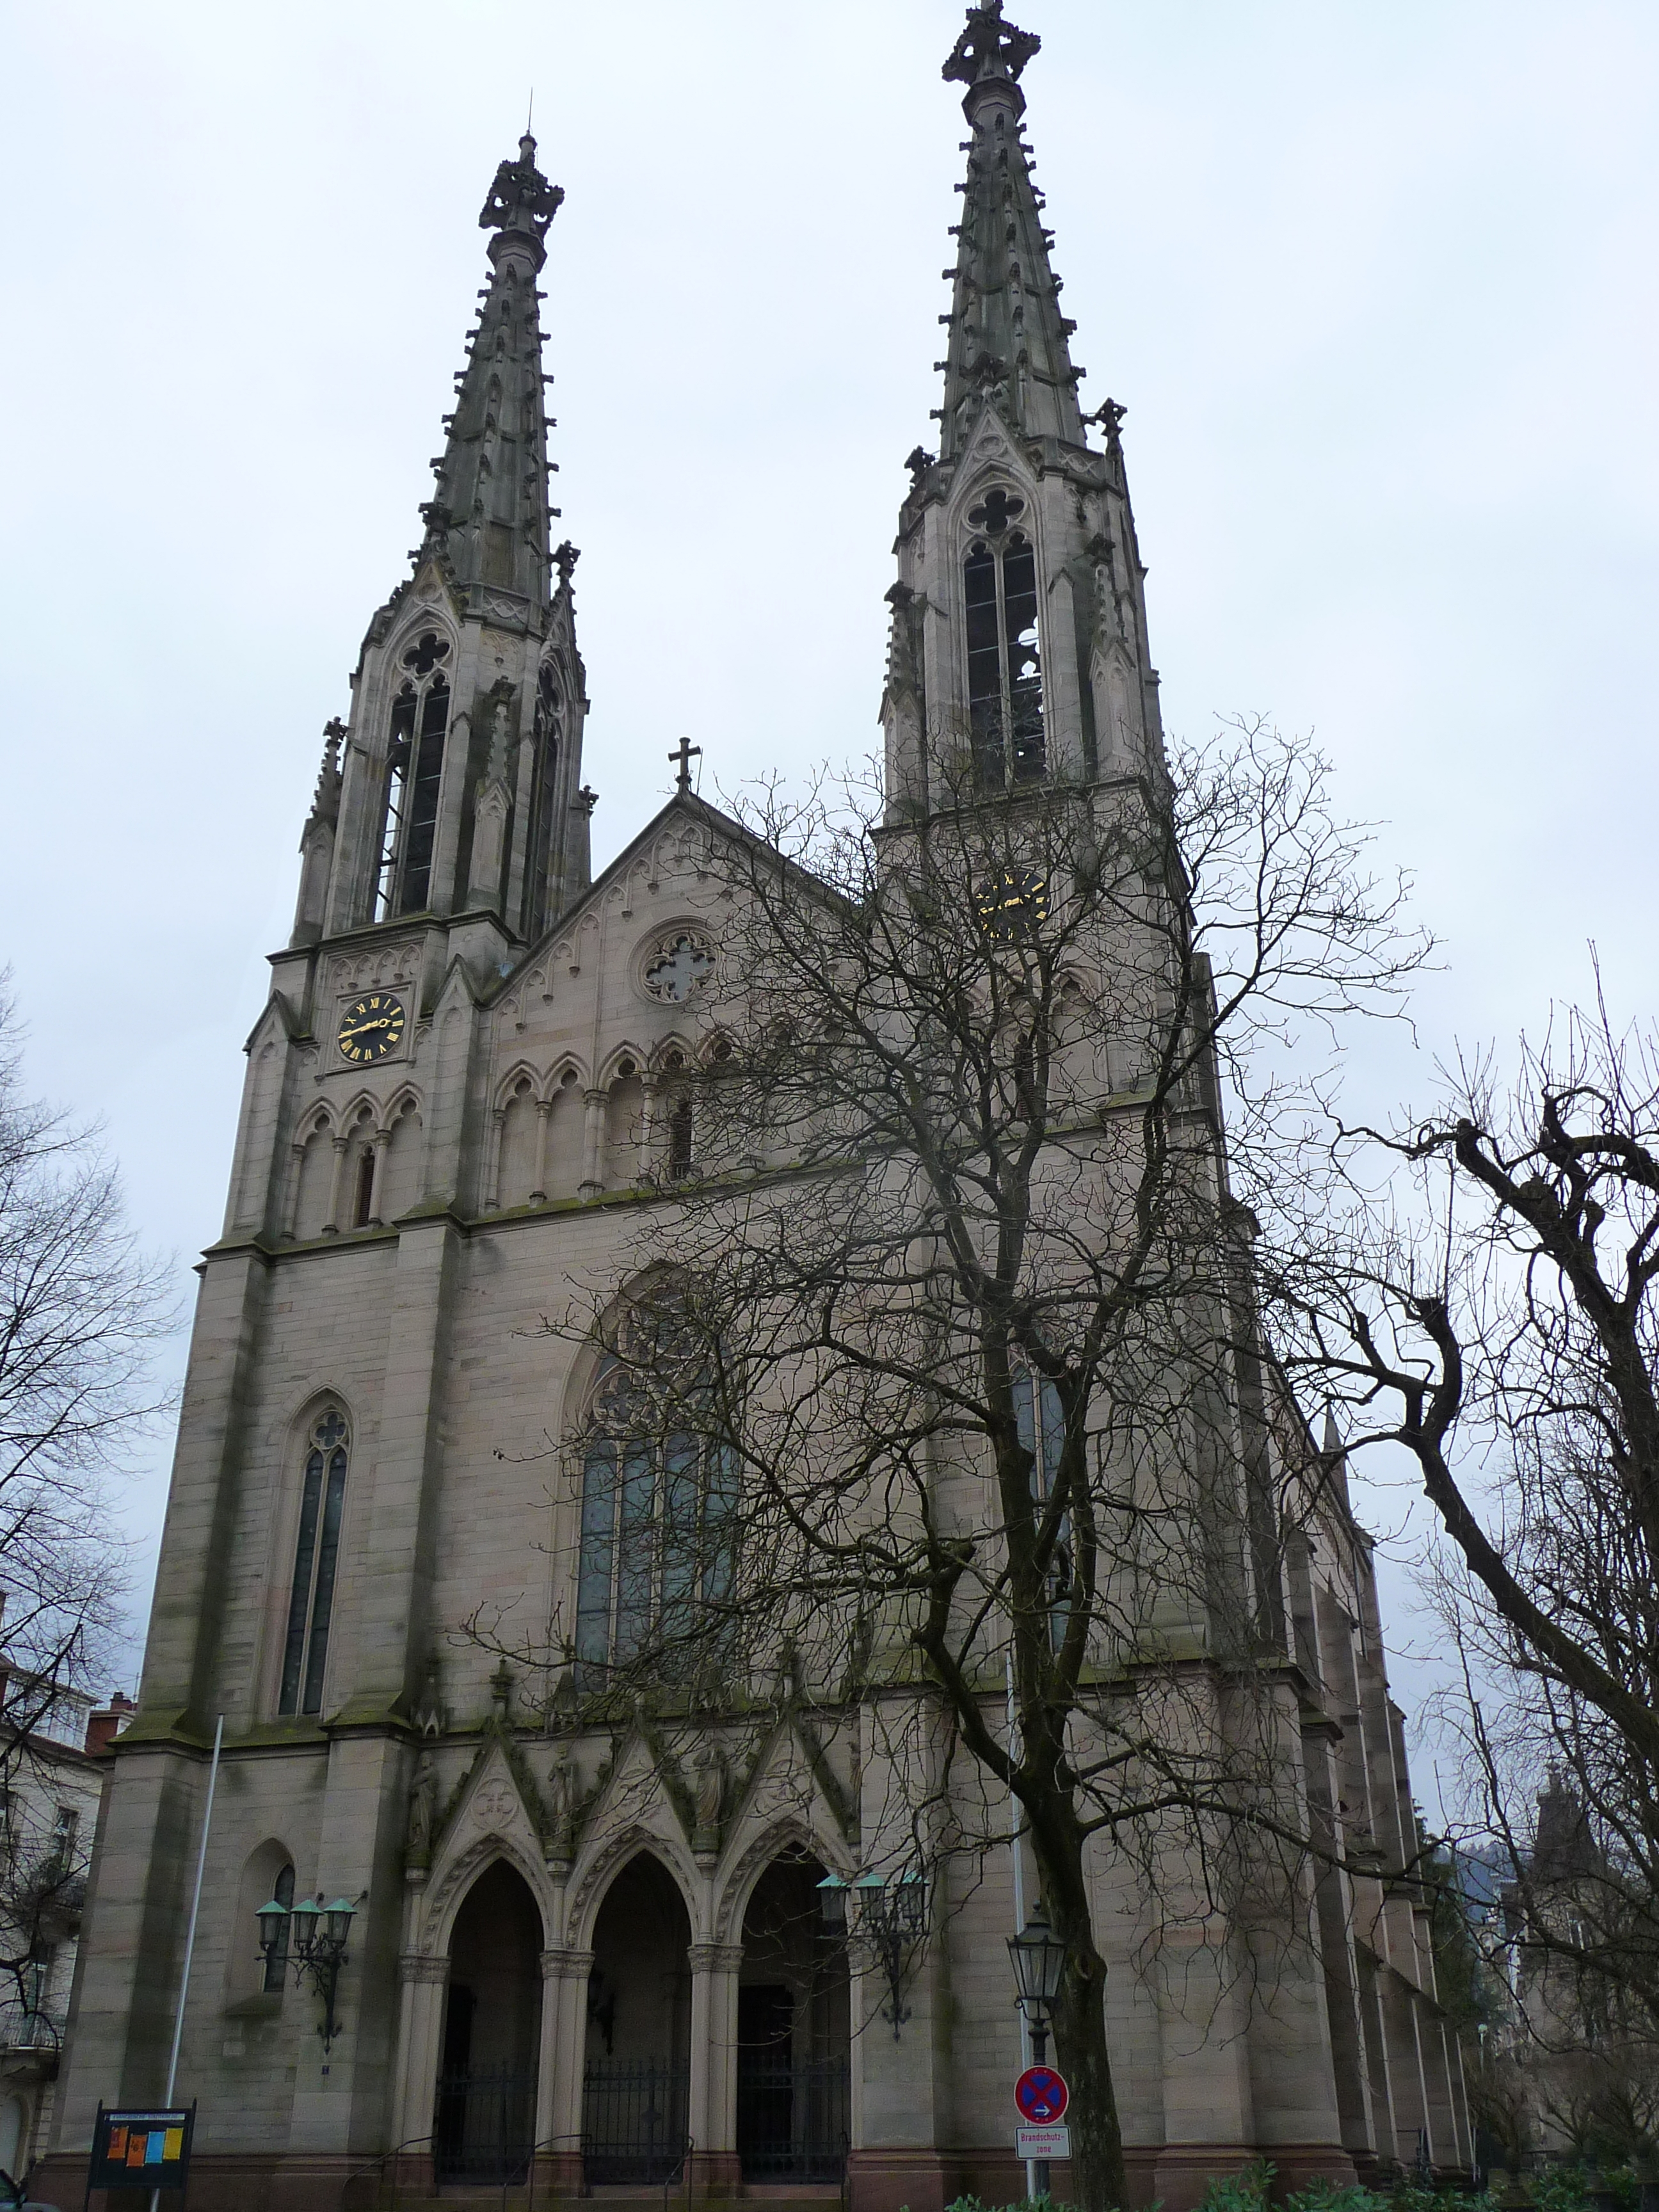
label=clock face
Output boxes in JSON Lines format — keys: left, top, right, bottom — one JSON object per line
{"left": 976, "top": 868, "right": 1050, "bottom": 940}
{"left": 336, "top": 993, "right": 406, "bottom": 1064}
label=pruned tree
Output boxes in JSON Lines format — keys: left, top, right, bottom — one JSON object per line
{"left": 469, "top": 727, "right": 1429, "bottom": 2212}
{"left": 1269, "top": 991, "right": 1659, "bottom": 2058}
{"left": 0, "top": 978, "right": 171, "bottom": 2019}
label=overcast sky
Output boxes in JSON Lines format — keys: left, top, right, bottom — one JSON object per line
{"left": 2, "top": 1, "right": 1656, "bottom": 1772}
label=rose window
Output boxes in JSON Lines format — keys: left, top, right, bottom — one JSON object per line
{"left": 642, "top": 931, "right": 715, "bottom": 1003}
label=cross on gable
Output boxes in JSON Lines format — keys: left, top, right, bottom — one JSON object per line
{"left": 968, "top": 487, "right": 1024, "bottom": 537}
{"left": 669, "top": 735, "right": 703, "bottom": 792}
{"left": 943, "top": 0, "right": 1041, "bottom": 88}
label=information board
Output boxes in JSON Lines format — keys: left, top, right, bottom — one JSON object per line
{"left": 86, "top": 2104, "right": 195, "bottom": 2193}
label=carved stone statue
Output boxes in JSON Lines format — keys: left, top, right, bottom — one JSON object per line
{"left": 693, "top": 1745, "right": 725, "bottom": 1834}
{"left": 406, "top": 1751, "right": 437, "bottom": 1859}
{"left": 547, "top": 1743, "right": 575, "bottom": 1843}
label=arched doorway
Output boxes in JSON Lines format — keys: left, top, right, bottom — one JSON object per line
{"left": 737, "top": 1850, "right": 850, "bottom": 2183}
{"left": 582, "top": 1852, "right": 691, "bottom": 2184}
{"left": 437, "top": 1861, "right": 543, "bottom": 2184}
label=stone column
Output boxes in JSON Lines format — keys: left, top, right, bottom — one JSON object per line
{"left": 367, "top": 1126, "right": 393, "bottom": 1228}
{"left": 535, "top": 1946, "right": 593, "bottom": 2195}
{"left": 281, "top": 1142, "right": 306, "bottom": 1238}
{"left": 322, "top": 1132, "right": 350, "bottom": 1233}
{"left": 580, "top": 1089, "right": 605, "bottom": 1197}
{"left": 392, "top": 1952, "right": 449, "bottom": 2176}
{"left": 530, "top": 1098, "right": 553, "bottom": 1203}
{"left": 485, "top": 1107, "right": 506, "bottom": 1210}
{"left": 638, "top": 1072, "right": 660, "bottom": 1180}
{"left": 686, "top": 1943, "right": 744, "bottom": 2194}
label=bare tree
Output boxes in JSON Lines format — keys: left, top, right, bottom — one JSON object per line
{"left": 471, "top": 727, "right": 1429, "bottom": 2210}
{"left": 1269, "top": 991, "right": 1659, "bottom": 2055}
{"left": 0, "top": 977, "right": 172, "bottom": 2014}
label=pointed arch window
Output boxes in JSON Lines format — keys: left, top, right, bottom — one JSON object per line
{"left": 278, "top": 1409, "right": 351, "bottom": 1716}
{"left": 574, "top": 1361, "right": 738, "bottom": 1685}
{"left": 525, "top": 659, "right": 562, "bottom": 941}
{"left": 965, "top": 503, "right": 1045, "bottom": 790}
{"left": 262, "top": 1862, "right": 296, "bottom": 1992}
{"left": 374, "top": 632, "right": 453, "bottom": 919}
{"left": 1011, "top": 1364, "right": 1071, "bottom": 1651}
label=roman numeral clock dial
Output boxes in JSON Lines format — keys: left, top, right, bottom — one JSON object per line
{"left": 336, "top": 993, "right": 406, "bottom": 1064}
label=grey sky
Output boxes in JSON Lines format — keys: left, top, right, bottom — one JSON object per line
{"left": 2, "top": 1, "right": 1655, "bottom": 1764}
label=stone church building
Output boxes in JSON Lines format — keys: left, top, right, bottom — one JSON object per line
{"left": 44, "top": 10, "right": 1468, "bottom": 2209}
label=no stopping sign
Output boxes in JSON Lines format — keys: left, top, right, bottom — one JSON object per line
{"left": 1014, "top": 2065, "right": 1069, "bottom": 2124}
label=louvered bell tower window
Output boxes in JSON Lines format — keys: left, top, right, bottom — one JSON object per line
{"left": 374, "top": 632, "right": 453, "bottom": 919}
{"left": 964, "top": 489, "right": 1045, "bottom": 791}
{"left": 278, "top": 1409, "right": 350, "bottom": 1716}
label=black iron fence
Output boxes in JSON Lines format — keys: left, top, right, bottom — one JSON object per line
{"left": 737, "top": 2055, "right": 850, "bottom": 2183}
{"left": 582, "top": 2057, "right": 690, "bottom": 2186}
{"left": 434, "top": 2063, "right": 536, "bottom": 2185}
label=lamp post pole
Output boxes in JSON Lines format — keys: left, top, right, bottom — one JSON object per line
{"left": 1007, "top": 1901, "right": 1066, "bottom": 2203}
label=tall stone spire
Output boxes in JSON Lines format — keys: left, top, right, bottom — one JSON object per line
{"left": 308, "top": 131, "right": 591, "bottom": 949}
{"left": 936, "top": 1, "right": 1085, "bottom": 458}
{"left": 880, "top": 4, "right": 1166, "bottom": 822}
{"left": 419, "top": 132, "right": 565, "bottom": 609}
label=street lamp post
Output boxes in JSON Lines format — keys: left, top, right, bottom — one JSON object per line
{"left": 257, "top": 1891, "right": 359, "bottom": 2055}
{"left": 1007, "top": 1900, "right": 1066, "bottom": 2198}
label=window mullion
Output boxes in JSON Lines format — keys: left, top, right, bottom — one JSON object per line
{"left": 993, "top": 552, "right": 1013, "bottom": 789}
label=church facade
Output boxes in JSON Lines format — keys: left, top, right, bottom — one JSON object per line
{"left": 44, "top": 12, "right": 1468, "bottom": 2211}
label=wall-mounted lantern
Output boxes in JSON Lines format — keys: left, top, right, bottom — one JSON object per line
{"left": 818, "top": 1868, "right": 929, "bottom": 2040}
{"left": 257, "top": 1890, "right": 359, "bottom": 2053}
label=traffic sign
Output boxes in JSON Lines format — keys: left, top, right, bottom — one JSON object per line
{"left": 1014, "top": 2064, "right": 1070, "bottom": 2124}
{"left": 1017, "top": 2125, "right": 1071, "bottom": 2161}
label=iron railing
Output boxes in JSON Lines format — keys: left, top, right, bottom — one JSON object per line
{"left": 737, "top": 2055, "right": 850, "bottom": 2183}
{"left": 582, "top": 2057, "right": 690, "bottom": 2185}
{"left": 0, "top": 2003, "right": 60, "bottom": 2053}
{"left": 433, "top": 2063, "right": 536, "bottom": 2185}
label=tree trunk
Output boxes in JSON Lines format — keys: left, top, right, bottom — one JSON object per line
{"left": 1039, "top": 1843, "right": 1125, "bottom": 2211}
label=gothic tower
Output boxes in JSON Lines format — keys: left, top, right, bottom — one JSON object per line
{"left": 882, "top": 1, "right": 1161, "bottom": 822}
{"left": 293, "top": 131, "right": 591, "bottom": 963}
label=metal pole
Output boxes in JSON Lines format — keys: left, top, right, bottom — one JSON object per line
{"left": 149, "top": 1715, "right": 222, "bottom": 2212}
{"left": 1029, "top": 2018, "right": 1051, "bottom": 2202}
{"left": 1007, "top": 1653, "right": 1037, "bottom": 2205}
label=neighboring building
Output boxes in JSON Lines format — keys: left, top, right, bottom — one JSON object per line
{"left": 1463, "top": 1777, "right": 1657, "bottom": 2165}
{"left": 0, "top": 1670, "right": 131, "bottom": 2184}
{"left": 42, "top": 10, "right": 1468, "bottom": 2209}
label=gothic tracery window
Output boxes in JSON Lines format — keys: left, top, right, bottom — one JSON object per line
{"left": 964, "top": 492, "right": 1045, "bottom": 791}
{"left": 374, "top": 632, "right": 453, "bottom": 920}
{"left": 278, "top": 1409, "right": 351, "bottom": 1717}
{"left": 574, "top": 1361, "right": 737, "bottom": 1683}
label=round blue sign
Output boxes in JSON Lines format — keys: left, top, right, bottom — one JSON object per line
{"left": 1014, "top": 2065, "right": 1069, "bottom": 2124}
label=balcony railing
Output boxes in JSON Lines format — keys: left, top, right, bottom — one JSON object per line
{"left": 0, "top": 2001, "right": 62, "bottom": 2052}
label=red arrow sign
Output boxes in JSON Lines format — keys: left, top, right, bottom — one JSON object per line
{"left": 1014, "top": 2065, "right": 1069, "bottom": 2124}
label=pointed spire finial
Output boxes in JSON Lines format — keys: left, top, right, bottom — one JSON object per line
{"left": 943, "top": 0, "right": 1041, "bottom": 90}
{"left": 480, "top": 131, "right": 563, "bottom": 240}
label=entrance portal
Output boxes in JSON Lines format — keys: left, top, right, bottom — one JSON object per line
{"left": 737, "top": 1852, "right": 850, "bottom": 2183}
{"left": 582, "top": 1853, "right": 692, "bottom": 2184}
{"left": 437, "top": 1861, "right": 543, "bottom": 2184}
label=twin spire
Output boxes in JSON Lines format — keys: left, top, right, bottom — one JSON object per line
{"left": 936, "top": 1, "right": 1089, "bottom": 459}
{"left": 415, "top": 131, "right": 565, "bottom": 611}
